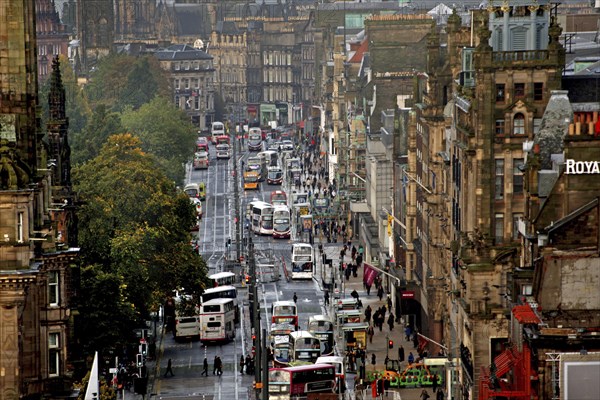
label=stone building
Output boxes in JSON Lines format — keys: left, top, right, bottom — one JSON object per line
{"left": 209, "top": 26, "right": 248, "bottom": 122}
{"left": 154, "top": 44, "right": 216, "bottom": 130}
{"left": 0, "top": 1, "right": 79, "bottom": 397}
{"left": 406, "top": 2, "right": 568, "bottom": 398}
{"left": 35, "top": 0, "right": 70, "bottom": 82}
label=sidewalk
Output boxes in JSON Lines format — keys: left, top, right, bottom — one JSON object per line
{"left": 315, "top": 241, "right": 444, "bottom": 400}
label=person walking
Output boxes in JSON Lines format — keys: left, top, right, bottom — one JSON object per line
{"left": 324, "top": 290, "right": 330, "bottom": 306}
{"left": 215, "top": 356, "right": 223, "bottom": 376}
{"left": 408, "top": 352, "right": 415, "bottom": 365}
{"left": 240, "top": 355, "right": 245, "bottom": 374}
{"left": 377, "top": 286, "right": 384, "bottom": 301}
{"left": 371, "top": 353, "right": 376, "bottom": 369}
{"left": 364, "top": 305, "right": 372, "bottom": 324}
{"left": 213, "top": 355, "right": 218, "bottom": 375}
{"left": 436, "top": 388, "right": 444, "bottom": 400}
{"left": 388, "top": 313, "right": 395, "bottom": 331}
{"left": 398, "top": 345, "right": 405, "bottom": 363}
{"left": 367, "top": 325, "right": 374, "bottom": 343}
{"left": 420, "top": 389, "right": 431, "bottom": 400}
{"left": 293, "top": 292, "right": 298, "bottom": 304}
{"left": 432, "top": 372, "right": 439, "bottom": 393}
{"left": 164, "top": 358, "right": 174, "bottom": 377}
{"left": 201, "top": 357, "right": 209, "bottom": 376}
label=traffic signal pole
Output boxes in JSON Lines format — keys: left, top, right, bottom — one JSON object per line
{"left": 232, "top": 127, "right": 241, "bottom": 261}
{"left": 248, "top": 236, "right": 262, "bottom": 399}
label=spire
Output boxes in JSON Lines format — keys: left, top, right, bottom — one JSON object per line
{"left": 48, "top": 56, "right": 66, "bottom": 121}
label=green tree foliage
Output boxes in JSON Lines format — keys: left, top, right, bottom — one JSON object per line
{"left": 73, "top": 134, "right": 208, "bottom": 324}
{"left": 70, "top": 105, "right": 124, "bottom": 165}
{"left": 121, "top": 97, "right": 196, "bottom": 183}
{"left": 78, "top": 265, "right": 138, "bottom": 357}
{"left": 85, "top": 54, "right": 170, "bottom": 112}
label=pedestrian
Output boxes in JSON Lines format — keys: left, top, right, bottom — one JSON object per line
{"left": 364, "top": 305, "right": 372, "bottom": 323}
{"left": 293, "top": 292, "right": 298, "bottom": 303}
{"left": 324, "top": 290, "right": 330, "bottom": 306}
{"left": 245, "top": 355, "right": 252, "bottom": 375}
{"left": 367, "top": 325, "right": 374, "bottom": 343}
{"left": 366, "top": 283, "right": 372, "bottom": 296}
{"left": 201, "top": 357, "right": 208, "bottom": 376}
{"left": 351, "top": 289, "right": 359, "bottom": 300}
{"left": 164, "top": 358, "right": 174, "bottom": 377}
{"left": 377, "top": 286, "right": 384, "bottom": 301}
{"left": 240, "top": 355, "right": 245, "bottom": 374}
{"left": 405, "top": 326, "right": 412, "bottom": 341}
{"left": 387, "top": 295, "right": 392, "bottom": 310}
{"left": 398, "top": 345, "right": 405, "bottom": 363}
{"left": 388, "top": 313, "right": 395, "bottom": 331}
{"left": 213, "top": 355, "right": 218, "bottom": 375}
{"left": 216, "top": 356, "right": 223, "bottom": 376}
{"left": 371, "top": 353, "right": 376, "bottom": 368}
{"left": 408, "top": 352, "right": 415, "bottom": 364}
{"left": 420, "top": 389, "right": 431, "bottom": 400}
{"left": 432, "top": 372, "right": 439, "bottom": 392}
{"left": 436, "top": 388, "right": 444, "bottom": 400}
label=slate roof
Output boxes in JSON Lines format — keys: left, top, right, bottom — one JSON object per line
{"left": 155, "top": 44, "right": 212, "bottom": 61}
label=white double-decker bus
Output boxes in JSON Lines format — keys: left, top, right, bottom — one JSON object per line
{"left": 200, "top": 285, "right": 239, "bottom": 323}
{"left": 199, "top": 298, "right": 236, "bottom": 343}
{"left": 273, "top": 205, "right": 291, "bottom": 239}
{"left": 291, "top": 243, "right": 314, "bottom": 280}
{"left": 249, "top": 200, "right": 274, "bottom": 235}
{"left": 210, "top": 121, "right": 225, "bottom": 143}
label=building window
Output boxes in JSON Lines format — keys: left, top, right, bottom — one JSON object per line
{"left": 17, "top": 212, "right": 24, "bottom": 243}
{"left": 513, "top": 113, "right": 525, "bottom": 135}
{"left": 495, "top": 84, "right": 505, "bottom": 102}
{"left": 495, "top": 119, "right": 505, "bottom": 135}
{"left": 174, "top": 96, "right": 179, "bottom": 108}
{"left": 49, "top": 332, "right": 60, "bottom": 376}
{"left": 495, "top": 213, "right": 504, "bottom": 243}
{"left": 49, "top": 271, "right": 59, "bottom": 306}
{"left": 174, "top": 79, "right": 179, "bottom": 89}
{"left": 534, "top": 82, "right": 543, "bottom": 101}
{"left": 495, "top": 159, "right": 504, "bottom": 199}
{"left": 174, "top": 62, "right": 180, "bottom": 71}
{"left": 514, "top": 83, "right": 525, "bottom": 99}
{"left": 184, "top": 79, "right": 189, "bottom": 89}
{"left": 512, "top": 213, "right": 523, "bottom": 240}
{"left": 513, "top": 158, "right": 524, "bottom": 194}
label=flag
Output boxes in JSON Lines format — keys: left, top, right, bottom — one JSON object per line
{"left": 84, "top": 351, "right": 99, "bottom": 400}
{"left": 417, "top": 334, "right": 429, "bottom": 353}
{"left": 364, "top": 263, "right": 378, "bottom": 287}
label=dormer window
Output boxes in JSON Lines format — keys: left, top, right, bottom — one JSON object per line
{"left": 513, "top": 113, "right": 525, "bottom": 135}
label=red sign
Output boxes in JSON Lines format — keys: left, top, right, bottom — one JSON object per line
{"left": 401, "top": 291, "right": 415, "bottom": 299}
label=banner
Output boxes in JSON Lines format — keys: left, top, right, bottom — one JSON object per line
{"left": 363, "top": 263, "right": 378, "bottom": 287}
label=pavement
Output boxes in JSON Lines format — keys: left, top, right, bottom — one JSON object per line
{"left": 315, "top": 241, "right": 446, "bottom": 400}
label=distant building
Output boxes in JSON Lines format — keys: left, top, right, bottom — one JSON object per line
{"left": 35, "top": 0, "right": 70, "bottom": 82}
{"left": 154, "top": 44, "right": 216, "bottom": 130}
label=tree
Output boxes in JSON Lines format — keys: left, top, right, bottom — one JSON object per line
{"left": 73, "top": 134, "right": 208, "bottom": 321}
{"left": 121, "top": 96, "right": 197, "bottom": 183}
{"left": 70, "top": 104, "right": 124, "bottom": 165}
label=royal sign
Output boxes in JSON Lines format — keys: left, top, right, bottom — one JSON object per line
{"left": 565, "top": 159, "right": 600, "bottom": 174}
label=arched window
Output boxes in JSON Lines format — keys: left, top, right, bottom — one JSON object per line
{"left": 513, "top": 113, "right": 525, "bottom": 135}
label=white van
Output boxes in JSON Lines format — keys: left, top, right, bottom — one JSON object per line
{"left": 174, "top": 315, "right": 200, "bottom": 341}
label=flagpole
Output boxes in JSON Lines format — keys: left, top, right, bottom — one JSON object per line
{"left": 416, "top": 332, "right": 448, "bottom": 351}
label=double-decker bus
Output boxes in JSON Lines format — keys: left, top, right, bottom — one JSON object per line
{"left": 270, "top": 190, "right": 287, "bottom": 206}
{"left": 289, "top": 331, "right": 322, "bottom": 364}
{"left": 257, "top": 150, "right": 278, "bottom": 167}
{"left": 243, "top": 170, "right": 259, "bottom": 190}
{"left": 199, "top": 298, "right": 236, "bottom": 343}
{"left": 208, "top": 272, "right": 236, "bottom": 287}
{"left": 249, "top": 201, "right": 274, "bottom": 235}
{"left": 200, "top": 285, "right": 238, "bottom": 323}
{"left": 307, "top": 315, "right": 335, "bottom": 356}
{"left": 291, "top": 243, "right": 314, "bottom": 279}
{"left": 270, "top": 323, "right": 295, "bottom": 367}
{"left": 316, "top": 356, "right": 346, "bottom": 393}
{"left": 268, "top": 364, "right": 336, "bottom": 399}
{"left": 210, "top": 121, "right": 225, "bottom": 144}
{"left": 271, "top": 301, "right": 298, "bottom": 329}
{"left": 267, "top": 166, "right": 284, "bottom": 185}
{"left": 215, "top": 135, "right": 230, "bottom": 146}
{"left": 248, "top": 127, "right": 263, "bottom": 151}
{"left": 273, "top": 205, "right": 291, "bottom": 239}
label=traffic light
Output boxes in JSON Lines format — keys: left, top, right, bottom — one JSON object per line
{"left": 245, "top": 274, "right": 250, "bottom": 284}
{"left": 136, "top": 353, "right": 143, "bottom": 367}
{"left": 388, "top": 340, "right": 394, "bottom": 349}
{"left": 140, "top": 343, "right": 148, "bottom": 356}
